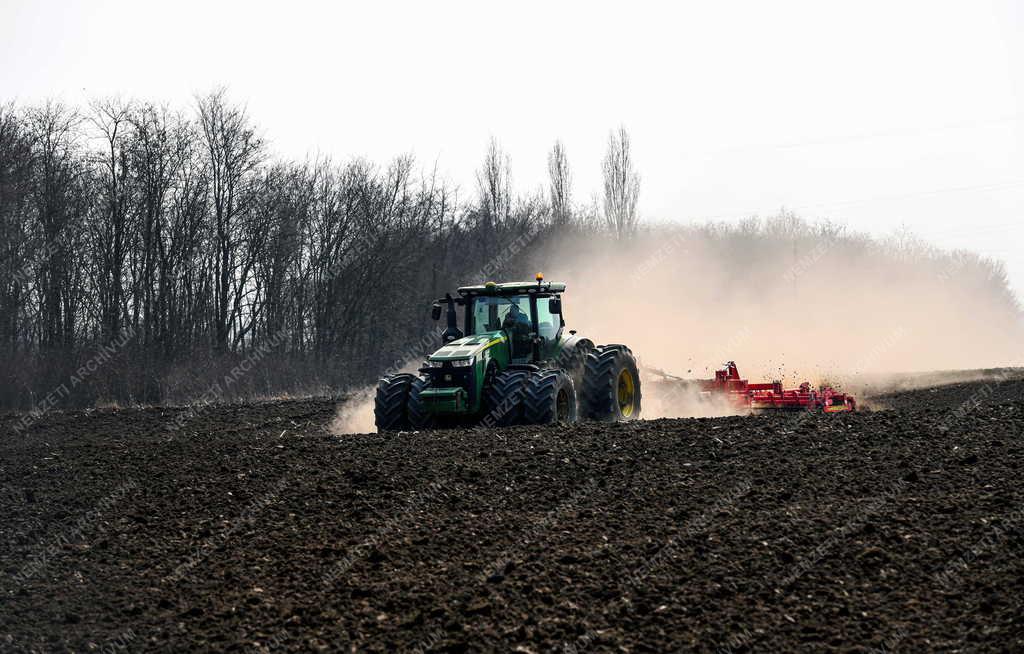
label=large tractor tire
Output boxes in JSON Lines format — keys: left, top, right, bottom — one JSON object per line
{"left": 484, "top": 369, "right": 530, "bottom": 427}
{"left": 406, "top": 376, "right": 435, "bottom": 429}
{"left": 580, "top": 345, "right": 642, "bottom": 422}
{"left": 560, "top": 340, "right": 594, "bottom": 391}
{"left": 374, "top": 373, "right": 415, "bottom": 431}
{"left": 523, "top": 369, "right": 578, "bottom": 425}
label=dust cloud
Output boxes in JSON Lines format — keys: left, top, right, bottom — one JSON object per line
{"left": 330, "top": 385, "right": 378, "bottom": 435}
{"left": 640, "top": 376, "right": 746, "bottom": 419}
{"left": 540, "top": 217, "right": 1023, "bottom": 418}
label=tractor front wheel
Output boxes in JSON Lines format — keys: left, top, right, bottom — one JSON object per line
{"left": 406, "top": 376, "right": 435, "bottom": 429}
{"left": 374, "top": 373, "right": 416, "bottom": 432}
{"left": 580, "top": 345, "right": 642, "bottom": 421}
{"left": 523, "top": 369, "right": 578, "bottom": 425}
{"left": 484, "top": 369, "right": 531, "bottom": 427}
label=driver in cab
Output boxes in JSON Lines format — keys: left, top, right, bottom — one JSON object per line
{"left": 501, "top": 303, "right": 533, "bottom": 359}
{"left": 502, "top": 303, "right": 531, "bottom": 336}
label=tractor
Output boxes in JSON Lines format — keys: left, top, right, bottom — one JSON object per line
{"left": 374, "top": 274, "right": 641, "bottom": 430}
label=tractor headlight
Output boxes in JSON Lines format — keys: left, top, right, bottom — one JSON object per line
{"left": 450, "top": 357, "right": 475, "bottom": 368}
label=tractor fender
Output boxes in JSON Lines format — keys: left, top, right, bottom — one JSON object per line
{"left": 556, "top": 334, "right": 595, "bottom": 367}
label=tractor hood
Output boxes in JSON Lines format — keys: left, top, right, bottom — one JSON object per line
{"left": 428, "top": 332, "right": 506, "bottom": 361}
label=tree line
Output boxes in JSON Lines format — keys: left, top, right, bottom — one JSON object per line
{"left": 0, "top": 90, "right": 641, "bottom": 408}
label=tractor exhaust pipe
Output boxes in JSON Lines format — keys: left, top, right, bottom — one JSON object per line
{"left": 441, "top": 293, "right": 463, "bottom": 344}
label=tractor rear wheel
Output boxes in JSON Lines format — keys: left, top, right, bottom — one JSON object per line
{"left": 374, "top": 373, "right": 415, "bottom": 431}
{"left": 523, "top": 369, "right": 577, "bottom": 425}
{"left": 484, "top": 369, "right": 530, "bottom": 427}
{"left": 580, "top": 345, "right": 642, "bottom": 421}
{"left": 406, "top": 376, "right": 435, "bottom": 429}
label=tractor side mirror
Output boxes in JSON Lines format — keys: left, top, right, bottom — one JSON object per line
{"left": 548, "top": 298, "right": 562, "bottom": 314}
{"left": 431, "top": 303, "right": 442, "bottom": 321}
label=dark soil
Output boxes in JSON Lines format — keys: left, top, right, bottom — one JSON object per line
{"left": 1, "top": 374, "right": 1022, "bottom": 652}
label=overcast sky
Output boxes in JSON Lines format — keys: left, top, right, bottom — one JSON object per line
{"left": 2, "top": 0, "right": 1022, "bottom": 298}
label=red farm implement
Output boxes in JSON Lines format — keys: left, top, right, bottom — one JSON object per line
{"left": 699, "top": 361, "right": 856, "bottom": 413}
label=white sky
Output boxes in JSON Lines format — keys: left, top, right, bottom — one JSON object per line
{"left": 2, "top": 0, "right": 1022, "bottom": 299}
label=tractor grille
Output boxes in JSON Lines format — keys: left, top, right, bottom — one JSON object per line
{"left": 424, "top": 364, "right": 476, "bottom": 405}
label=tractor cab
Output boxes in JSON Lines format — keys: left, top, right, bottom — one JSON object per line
{"left": 466, "top": 287, "right": 563, "bottom": 362}
{"left": 431, "top": 274, "right": 566, "bottom": 365}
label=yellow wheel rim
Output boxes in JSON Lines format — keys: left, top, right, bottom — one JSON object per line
{"left": 617, "top": 369, "right": 636, "bottom": 417}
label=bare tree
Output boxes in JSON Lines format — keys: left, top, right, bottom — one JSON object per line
{"left": 87, "top": 97, "right": 135, "bottom": 343}
{"left": 162, "top": 125, "right": 210, "bottom": 358}
{"left": 126, "top": 103, "right": 188, "bottom": 353}
{"left": 601, "top": 126, "right": 640, "bottom": 238}
{"left": 475, "top": 136, "right": 512, "bottom": 229}
{"left": 547, "top": 140, "right": 572, "bottom": 227}
{"left": 196, "top": 88, "right": 264, "bottom": 351}
{"left": 26, "top": 101, "right": 87, "bottom": 350}
{"left": 250, "top": 161, "right": 311, "bottom": 347}
{"left": 0, "top": 103, "right": 34, "bottom": 355}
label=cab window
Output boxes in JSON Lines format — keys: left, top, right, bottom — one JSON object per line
{"left": 472, "top": 296, "right": 529, "bottom": 334}
{"left": 535, "top": 296, "right": 561, "bottom": 341}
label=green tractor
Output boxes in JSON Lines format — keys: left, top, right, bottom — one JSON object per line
{"left": 374, "top": 275, "right": 641, "bottom": 431}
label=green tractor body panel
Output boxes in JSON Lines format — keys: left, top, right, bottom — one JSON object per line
{"left": 429, "top": 333, "right": 507, "bottom": 361}
{"left": 424, "top": 330, "right": 511, "bottom": 415}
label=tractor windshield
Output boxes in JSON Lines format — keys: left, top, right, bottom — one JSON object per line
{"left": 470, "top": 295, "right": 530, "bottom": 334}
